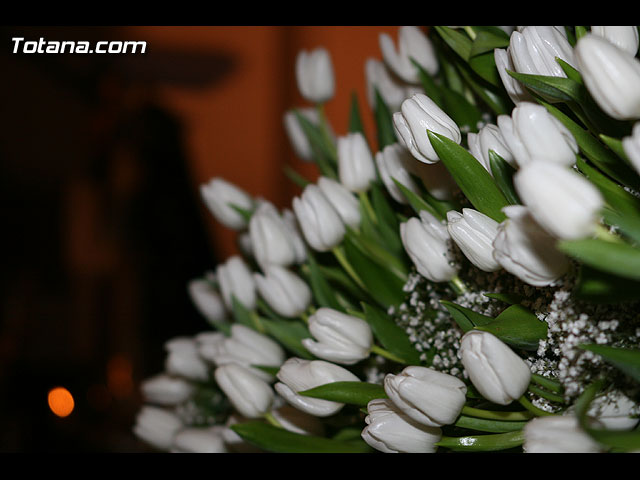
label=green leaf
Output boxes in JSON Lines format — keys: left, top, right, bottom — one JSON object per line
{"left": 261, "top": 318, "right": 314, "bottom": 359}
{"left": 342, "top": 235, "right": 406, "bottom": 308}
{"left": 427, "top": 131, "right": 509, "bottom": 222}
{"left": 369, "top": 181, "right": 403, "bottom": 253}
{"left": 454, "top": 416, "right": 528, "bottom": 434}
{"left": 348, "top": 91, "right": 366, "bottom": 138}
{"left": 507, "top": 70, "right": 583, "bottom": 103}
{"left": 469, "top": 28, "right": 510, "bottom": 57}
{"left": 306, "top": 251, "right": 344, "bottom": 311}
{"left": 231, "top": 421, "right": 372, "bottom": 453}
{"left": 411, "top": 58, "right": 444, "bottom": 109}
{"left": 231, "top": 295, "right": 256, "bottom": 329}
{"left": 283, "top": 165, "right": 311, "bottom": 189}
{"left": 599, "top": 134, "right": 631, "bottom": 165}
{"left": 373, "top": 88, "right": 397, "bottom": 150}
{"left": 229, "top": 203, "right": 253, "bottom": 223}
{"left": 579, "top": 344, "right": 640, "bottom": 383}
{"left": 483, "top": 292, "right": 524, "bottom": 305}
{"left": 251, "top": 365, "right": 280, "bottom": 377}
{"left": 299, "top": 381, "right": 386, "bottom": 407}
{"left": 346, "top": 229, "right": 408, "bottom": 282}
{"left": 440, "top": 86, "right": 484, "bottom": 132}
{"left": 362, "top": 302, "right": 422, "bottom": 365}
{"left": 392, "top": 178, "right": 442, "bottom": 220}
{"left": 294, "top": 110, "right": 337, "bottom": 178}
{"left": 434, "top": 26, "right": 472, "bottom": 61}
{"left": 488, "top": 150, "right": 520, "bottom": 205}
{"left": 440, "top": 300, "right": 494, "bottom": 333}
{"left": 436, "top": 430, "right": 524, "bottom": 452}
{"left": 468, "top": 51, "right": 502, "bottom": 87}
{"left": 556, "top": 58, "right": 583, "bottom": 84}
{"left": 475, "top": 304, "right": 547, "bottom": 351}
{"left": 558, "top": 238, "right": 640, "bottom": 281}
{"left": 455, "top": 60, "right": 513, "bottom": 116}
{"left": 573, "top": 264, "right": 640, "bottom": 303}
{"left": 575, "top": 26, "right": 588, "bottom": 42}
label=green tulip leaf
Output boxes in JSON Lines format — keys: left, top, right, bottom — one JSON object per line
{"left": 558, "top": 238, "right": 640, "bottom": 281}
{"left": 283, "top": 165, "right": 311, "bottom": 189}
{"left": 231, "top": 295, "right": 257, "bottom": 330}
{"left": 411, "top": 58, "right": 444, "bottom": 108}
{"left": 579, "top": 344, "right": 640, "bottom": 384}
{"left": 294, "top": 109, "right": 338, "bottom": 178}
{"left": 483, "top": 292, "right": 524, "bottom": 305}
{"left": 440, "top": 86, "right": 484, "bottom": 132}
{"left": 507, "top": 70, "right": 583, "bottom": 103}
{"left": 231, "top": 421, "right": 372, "bottom": 453}
{"left": 299, "top": 381, "right": 387, "bottom": 407}
{"left": 427, "top": 131, "right": 509, "bottom": 222}
{"left": 488, "top": 150, "right": 520, "bottom": 205}
{"left": 434, "top": 26, "right": 472, "bottom": 61}
{"left": 475, "top": 304, "right": 548, "bottom": 351}
{"left": 306, "top": 250, "right": 344, "bottom": 311}
{"left": 468, "top": 51, "right": 502, "bottom": 87}
{"left": 573, "top": 264, "right": 640, "bottom": 303}
{"left": 469, "top": 28, "right": 510, "bottom": 57}
{"left": 362, "top": 302, "right": 422, "bottom": 365}
{"left": 373, "top": 88, "right": 397, "bottom": 150}
{"left": 261, "top": 318, "right": 314, "bottom": 360}
{"left": 348, "top": 91, "right": 366, "bottom": 138}
{"left": 392, "top": 178, "right": 442, "bottom": 221}
{"left": 440, "top": 300, "right": 494, "bottom": 333}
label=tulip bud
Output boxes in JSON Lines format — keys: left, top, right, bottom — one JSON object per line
{"left": 283, "top": 108, "right": 320, "bottom": 162}
{"left": 133, "top": 406, "right": 183, "bottom": 451}
{"left": 214, "top": 363, "right": 275, "bottom": 419}
{"left": 384, "top": 366, "right": 467, "bottom": 427}
{"left": 523, "top": 415, "right": 605, "bottom": 453}
{"left": 293, "top": 184, "right": 346, "bottom": 252}
{"left": 270, "top": 405, "right": 326, "bottom": 436}
{"left": 317, "top": 176, "right": 361, "bottom": 228}
{"left": 393, "top": 93, "right": 461, "bottom": 164}
{"left": 141, "top": 373, "right": 195, "bottom": 406}
{"left": 514, "top": 162, "right": 604, "bottom": 240}
{"left": 200, "top": 177, "right": 254, "bottom": 230}
{"left": 337, "top": 132, "right": 377, "bottom": 193}
{"left": 295, "top": 47, "right": 335, "bottom": 104}
{"left": 622, "top": 122, "right": 640, "bottom": 175}
{"left": 379, "top": 26, "right": 438, "bottom": 83}
{"left": 365, "top": 58, "right": 418, "bottom": 112}
{"left": 591, "top": 26, "right": 639, "bottom": 56}
{"left": 375, "top": 143, "right": 421, "bottom": 204}
{"left": 400, "top": 210, "right": 459, "bottom": 283}
{"left": 249, "top": 201, "right": 300, "bottom": 270}
{"left": 274, "top": 357, "right": 360, "bottom": 417}
{"left": 509, "top": 26, "right": 576, "bottom": 78}
{"left": 447, "top": 208, "right": 501, "bottom": 272}
{"left": 467, "top": 123, "right": 516, "bottom": 173}
{"left": 574, "top": 33, "right": 640, "bottom": 120}
{"left": 216, "top": 255, "right": 256, "bottom": 311}
{"left": 254, "top": 265, "right": 312, "bottom": 318}
{"left": 198, "top": 324, "right": 285, "bottom": 381}
{"left": 494, "top": 47, "right": 534, "bottom": 105}
{"left": 492, "top": 205, "right": 570, "bottom": 286}
{"left": 301, "top": 308, "right": 373, "bottom": 365}
{"left": 361, "top": 398, "right": 442, "bottom": 453}
{"left": 497, "top": 102, "right": 578, "bottom": 168}
{"left": 171, "top": 426, "right": 228, "bottom": 453}
{"left": 459, "top": 330, "right": 531, "bottom": 405}
{"left": 187, "top": 278, "right": 227, "bottom": 326}
{"left": 164, "top": 337, "right": 210, "bottom": 382}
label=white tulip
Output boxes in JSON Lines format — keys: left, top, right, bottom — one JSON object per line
{"left": 274, "top": 357, "right": 360, "bottom": 417}
{"left": 575, "top": 33, "right": 640, "bottom": 120}
{"left": 249, "top": 201, "right": 299, "bottom": 270}
{"left": 379, "top": 26, "right": 438, "bottom": 83}
{"left": 400, "top": 210, "right": 458, "bottom": 283}
{"left": 514, "top": 162, "right": 604, "bottom": 240}
{"left": 171, "top": 426, "right": 228, "bottom": 453}
{"left": 140, "top": 373, "right": 194, "bottom": 406}
{"left": 493, "top": 205, "right": 570, "bottom": 287}
{"left": 301, "top": 308, "right": 373, "bottom": 365}
{"left": 197, "top": 324, "right": 285, "bottom": 381}
{"left": 365, "top": 58, "right": 417, "bottom": 112}
{"left": 523, "top": 415, "right": 605, "bottom": 453}
{"left": 254, "top": 265, "right": 312, "bottom": 318}
{"left": 591, "top": 26, "right": 639, "bottom": 56}
{"left": 337, "top": 132, "right": 377, "bottom": 193}
{"left": 509, "top": 26, "right": 576, "bottom": 78}
{"left": 384, "top": 366, "right": 467, "bottom": 428}
{"left": 467, "top": 123, "right": 516, "bottom": 173}
{"left": 393, "top": 93, "right": 461, "bottom": 164}
{"left": 187, "top": 278, "right": 226, "bottom": 325}
{"left": 447, "top": 208, "right": 501, "bottom": 272}
{"left": 293, "top": 183, "right": 346, "bottom": 252}
{"left": 375, "top": 143, "right": 421, "bottom": 204}
{"left": 317, "top": 176, "right": 361, "bottom": 228}
{"left": 459, "top": 330, "right": 531, "bottom": 405}
{"left": 164, "top": 337, "right": 210, "bottom": 382}
{"left": 494, "top": 48, "right": 534, "bottom": 106}
{"left": 216, "top": 255, "right": 256, "bottom": 311}
{"left": 361, "top": 398, "right": 441, "bottom": 453}
{"left": 281, "top": 208, "right": 308, "bottom": 264}
{"left": 587, "top": 391, "right": 640, "bottom": 431}
{"left": 622, "top": 122, "right": 640, "bottom": 175}
{"left": 214, "top": 364, "right": 274, "bottom": 419}
{"left": 295, "top": 48, "right": 335, "bottom": 104}
{"left": 133, "top": 406, "right": 183, "bottom": 451}
{"left": 200, "top": 177, "right": 254, "bottom": 230}
{"left": 221, "top": 414, "right": 263, "bottom": 453}
{"left": 497, "top": 102, "right": 578, "bottom": 167}
{"left": 283, "top": 108, "right": 320, "bottom": 162}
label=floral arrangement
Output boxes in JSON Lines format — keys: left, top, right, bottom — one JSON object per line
{"left": 132, "top": 26, "right": 640, "bottom": 453}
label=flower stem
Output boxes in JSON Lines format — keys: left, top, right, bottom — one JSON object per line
{"left": 332, "top": 246, "right": 367, "bottom": 292}
{"left": 436, "top": 430, "right": 525, "bottom": 452}
{"left": 454, "top": 416, "right": 528, "bottom": 433}
{"left": 463, "top": 26, "right": 477, "bottom": 40}
{"left": 461, "top": 405, "right": 533, "bottom": 421}
{"left": 370, "top": 344, "right": 406, "bottom": 364}
{"left": 528, "top": 384, "right": 565, "bottom": 404}
{"left": 263, "top": 411, "right": 284, "bottom": 429}
{"left": 449, "top": 274, "right": 468, "bottom": 295}
{"left": 594, "top": 223, "right": 623, "bottom": 243}
{"left": 517, "top": 395, "right": 556, "bottom": 417}
{"left": 250, "top": 311, "right": 266, "bottom": 334}
{"left": 316, "top": 103, "right": 337, "bottom": 162}
{"left": 530, "top": 373, "right": 563, "bottom": 394}
{"left": 358, "top": 191, "right": 378, "bottom": 225}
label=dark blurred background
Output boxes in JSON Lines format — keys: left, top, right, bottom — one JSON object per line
{"left": 0, "top": 25, "right": 401, "bottom": 452}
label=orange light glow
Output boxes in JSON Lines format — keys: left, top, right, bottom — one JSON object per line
{"left": 48, "top": 387, "right": 75, "bottom": 418}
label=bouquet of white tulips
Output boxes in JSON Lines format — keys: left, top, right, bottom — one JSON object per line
{"left": 133, "top": 26, "right": 640, "bottom": 454}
